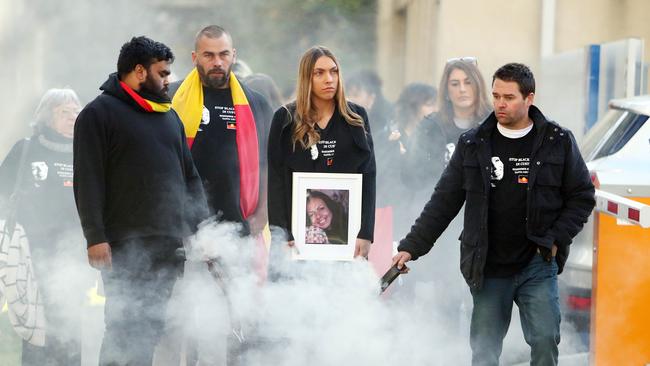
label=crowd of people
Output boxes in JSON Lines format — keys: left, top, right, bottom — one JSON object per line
{"left": 0, "top": 24, "right": 595, "bottom": 366}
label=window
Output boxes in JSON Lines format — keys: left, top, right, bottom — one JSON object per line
{"left": 591, "top": 112, "right": 648, "bottom": 161}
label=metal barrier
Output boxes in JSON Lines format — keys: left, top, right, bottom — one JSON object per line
{"left": 591, "top": 189, "right": 650, "bottom": 365}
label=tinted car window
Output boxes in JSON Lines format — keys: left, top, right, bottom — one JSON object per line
{"left": 592, "top": 113, "right": 648, "bottom": 160}
{"left": 580, "top": 109, "right": 625, "bottom": 159}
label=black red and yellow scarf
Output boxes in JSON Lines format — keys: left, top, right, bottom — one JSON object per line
{"left": 119, "top": 81, "right": 172, "bottom": 113}
{"left": 171, "top": 69, "right": 259, "bottom": 219}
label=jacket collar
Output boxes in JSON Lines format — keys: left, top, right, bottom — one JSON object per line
{"left": 100, "top": 73, "right": 172, "bottom": 112}
{"left": 472, "top": 105, "right": 549, "bottom": 142}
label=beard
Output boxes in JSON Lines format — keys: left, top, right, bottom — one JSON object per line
{"left": 197, "top": 63, "right": 231, "bottom": 89}
{"left": 139, "top": 74, "right": 169, "bottom": 100}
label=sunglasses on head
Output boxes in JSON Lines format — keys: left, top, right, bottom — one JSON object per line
{"left": 446, "top": 57, "right": 478, "bottom": 66}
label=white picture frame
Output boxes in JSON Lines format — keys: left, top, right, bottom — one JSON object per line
{"left": 291, "top": 172, "right": 363, "bottom": 261}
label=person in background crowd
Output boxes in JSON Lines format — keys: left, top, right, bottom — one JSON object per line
{"left": 245, "top": 73, "right": 284, "bottom": 111}
{"left": 393, "top": 83, "right": 437, "bottom": 157}
{"left": 232, "top": 59, "right": 253, "bottom": 79}
{"left": 73, "top": 36, "right": 207, "bottom": 366}
{"left": 346, "top": 70, "right": 396, "bottom": 207}
{"left": 393, "top": 63, "right": 596, "bottom": 366}
{"left": 406, "top": 57, "right": 491, "bottom": 190}
{"left": 268, "top": 45, "right": 376, "bottom": 260}
{"left": 0, "top": 88, "right": 86, "bottom": 366}
{"left": 390, "top": 83, "right": 437, "bottom": 237}
{"left": 346, "top": 70, "right": 393, "bottom": 142}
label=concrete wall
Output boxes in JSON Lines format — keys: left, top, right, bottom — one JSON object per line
{"left": 377, "top": 0, "right": 650, "bottom": 101}
{"left": 0, "top": 1, "right": 37, "bottom": 158}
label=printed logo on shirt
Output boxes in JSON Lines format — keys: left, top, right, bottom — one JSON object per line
{"left": 491, "top": 156, "right": 530, "bottom": 187}
{"left": 511, "top": 157, "right": 530, "bottom": 184}
{"left": 491, "top": 157, "right": 504, "bottom": 181}
{"left": 444, "top": 143, "right": 456, "bottom": 163}
{"left": 214, "top": 105, "right": 236, "bottom": 131}
{"left": 201, "top": 106, "right": 210, "bottom": 126}
{"left": 317, "top": 139, "right": 337, "bottom": 166}
{"left": 31, "top": 161, "right": 48, "bottom": 182}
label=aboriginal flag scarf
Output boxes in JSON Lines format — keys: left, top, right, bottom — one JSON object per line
{"left": 119, "top": 81, "right": 171, "bottom": 112}
{"left": 171, "top": 69, "right": 259, "bottom": 219}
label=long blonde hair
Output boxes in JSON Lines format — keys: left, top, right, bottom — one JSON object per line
{"left": 292, "top": 46, "right": 363, "bottom": 149}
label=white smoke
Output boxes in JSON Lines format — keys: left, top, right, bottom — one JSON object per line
{"left": 153, "top": 220, "right": 474, "bottom": 366}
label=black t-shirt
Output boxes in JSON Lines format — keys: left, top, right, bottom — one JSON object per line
{"left": 313, "top": 108, "right": 356, "bottom": 172}
{"left": 485, "top": 127, "right": 537, "bottom": 277}
{"left": 190, "top": 87, "right": 242, "bottom": 222}
{"left": 439, "top": 120, "right": 471, "bottom": 165}
{"left": 0, "top": 131, "right": 79, "bottom": 242}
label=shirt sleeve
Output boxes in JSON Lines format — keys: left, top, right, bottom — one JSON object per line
{"left": 267, "top": 107, "right": 292, "bottom": 241}
{"left": 356, "top": 106, "right": 376, "bottom": 242}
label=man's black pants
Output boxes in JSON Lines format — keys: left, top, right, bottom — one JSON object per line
{"left": 99, "top": 236, "right": 183, "bottom": 366}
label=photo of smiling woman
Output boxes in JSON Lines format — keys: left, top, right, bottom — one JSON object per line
{"left": 268, "top": 45, "right": 376, "bottom": 259}
{"left": 305, "top": 189, "right": 349, "bottom": 245}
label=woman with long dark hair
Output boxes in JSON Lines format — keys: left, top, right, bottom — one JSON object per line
{"left": 267, "top": 46, "right": 375, "bottom": 259}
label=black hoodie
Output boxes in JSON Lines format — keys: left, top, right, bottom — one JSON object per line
{"left": 73, "top": 73, "right": 207, "bottom": 246}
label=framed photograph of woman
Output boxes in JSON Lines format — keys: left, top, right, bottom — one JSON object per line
{"left": 291, "top": 172, "right": 362, "bottom": 261}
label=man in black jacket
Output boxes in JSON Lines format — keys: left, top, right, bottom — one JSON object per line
{"left": 73, "top": 36, "right": 207, "bottom": 366}
{"left": 393, "top": 63, "right": 595, "bottom": 366}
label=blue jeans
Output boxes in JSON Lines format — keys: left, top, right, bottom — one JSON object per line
{"left": 470, "top": 253, "right": 561, "bottom": 366}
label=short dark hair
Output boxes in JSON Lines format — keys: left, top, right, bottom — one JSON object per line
{"left": 492, "top": 63, "right": 535, "bottom": 97}
{"left": 117, "top": 36, "right": 174, "bottom": 78}
{"left": 346, "top": 70, "right": 382, "bottom": 96}
{"left": 195, "top": 25, "right": 232, "bottom": 50}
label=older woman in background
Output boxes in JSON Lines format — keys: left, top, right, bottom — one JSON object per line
{"left": 0, "top": 88, "right": 88, "bottom": 366}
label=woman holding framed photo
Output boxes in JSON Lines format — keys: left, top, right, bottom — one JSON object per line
{"left": 267, "top": 45, "right": 376, "bottom": 260}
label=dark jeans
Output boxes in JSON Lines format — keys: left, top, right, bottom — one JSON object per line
{"left": 99, "top": 236, "right": 183, "bottom": 366}
{"left": 470, "top": 253, "right": 561, "bottom": 366}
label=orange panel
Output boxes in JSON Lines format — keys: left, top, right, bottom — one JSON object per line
{"left": 591, "top": 197, "right": 650, "bottom": 366}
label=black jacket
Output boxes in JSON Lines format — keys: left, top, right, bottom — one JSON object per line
{"left": 268, "top": 102, "right": 376, "bottom": 242}
{"left": 398, "top": 106, "right": 595, "bottom": 289}
{"left": 73, "top": 73, "right": 207, "bottom": 246}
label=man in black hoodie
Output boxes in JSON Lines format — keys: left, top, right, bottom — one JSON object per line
{"left": 73, "top": 36, "right": 207, "bottom": 366}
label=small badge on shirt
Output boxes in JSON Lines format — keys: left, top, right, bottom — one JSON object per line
{"left": 227, "top": 121, "right": 237, "bottom": 130}
{"left": 517, "top": 175, "right": 529, "bottom": 184}
{"left": 63, "top": 180, "right": 73, "bottom": 187}
{"left": 326, "top": 158, "right": 334, "bottom": 167}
